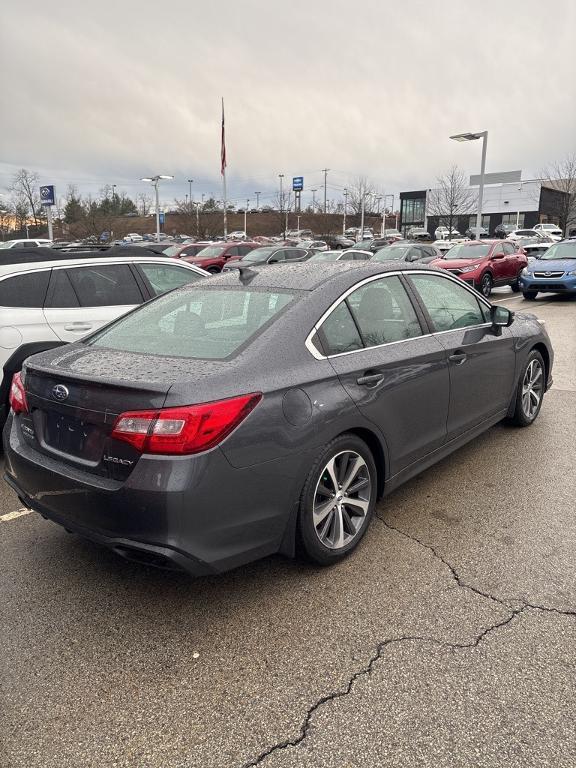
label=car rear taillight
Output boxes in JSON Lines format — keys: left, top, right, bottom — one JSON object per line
{"left": 110, "top": 393, "right": 262, "bottom": 455}
{"left": 9, "top": 372, "right": 28, "bottom": 415}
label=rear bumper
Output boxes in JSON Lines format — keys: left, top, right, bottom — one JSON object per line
{"left": 3, "top": 414, "right": 303, "bottom": 576}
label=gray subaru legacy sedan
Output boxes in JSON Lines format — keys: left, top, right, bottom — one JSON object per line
{"left": 4, "top": 262, "right": 553, "bottom": 576}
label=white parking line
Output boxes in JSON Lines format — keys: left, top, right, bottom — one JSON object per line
{"left": 0, "top": 508, "right": 32, "bottom": 522}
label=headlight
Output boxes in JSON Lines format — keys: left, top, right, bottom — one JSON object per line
{"left": 568, "top": 269, "right": 576, "bottom": 276}
{"left": 460, "top": 264, "right": 480, "bottom": 273}
{"left": 521, "top": 267, "right": 529, "bottom": 276}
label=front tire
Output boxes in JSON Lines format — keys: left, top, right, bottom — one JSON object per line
{"left": 207, "top": 267, "right": 221, "bottom": 274}
{"left": 508, "top": 350, "right": 545, "bottom": 427}
{"left": 523, "top": 291, "right": 538, "bottom": 300}
{"left": 297, "top": 434, "right": 377, "bottom": 566}
{"left": 477, "top": 272, "right": 493, "bottom": 297}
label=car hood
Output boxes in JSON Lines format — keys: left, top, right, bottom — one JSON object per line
{"left": 526, "top": 259, "right": 576, "bottom": 271}
{"left": 432, "top": 258, "right": 484, "bottom": 268}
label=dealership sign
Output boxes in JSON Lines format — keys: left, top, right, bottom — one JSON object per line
{"left": 40, "top": 185, "right": 56, "bottom": 206}
{"left": 292, "top": 176, "right": 304, "bottom": 192}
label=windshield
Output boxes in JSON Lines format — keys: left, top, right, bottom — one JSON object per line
{"left": 308, "top": 251, "right": 340, "bottom": 261}
{"left": 0, "top": 241, "right": 17, "bottom": 249}
{"left": 443, "top": 243, "right": 491, "bottom": 260}
{"left": 88, "top": 287, "right": 296, "bottom": 359}
{"left": 163, "top": 245, "right": 182, "bottom": 258}
{"left": 195, "top": 245, "right": 226, "bottom": 258}
{"left": 539, "top": 242, "right": 576, "bottom": 260}
{"left": 372, "top": 246, "right": 410, "bottom": 262}
{"left": 240, "top": 247, "right": 277, "bottom": 262}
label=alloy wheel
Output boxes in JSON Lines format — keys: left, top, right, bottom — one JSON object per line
{"left": 312, "top": 451, "right": 372, "bottom": 550}
{"left": 481, "top": 273, "right": 492, "bottom": 297}
{"left": 521, "top": 359, "right": 544, "bottom": 420}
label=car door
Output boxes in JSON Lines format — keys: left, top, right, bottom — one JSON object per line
{"left": 317, "top": 274, "right": 450, "bottom": 476}
{"left": 43, "top": 263, "right": 145, "bottom": 341}
{"left": 407, "top": 272, "right": 516, "bottom": 439}
{"left": 489, "top": 242, "right": 507, "bottom": 283}
{"left": 502, "top": 241, "right": 520, "bottom": 279}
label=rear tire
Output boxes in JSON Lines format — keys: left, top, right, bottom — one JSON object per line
{"left": 508, "top": 350, "right": 545, "bottom": 427}
{"left": 207, "top": 267, "right": 221, "bottom": 274}
{"left": 297, "top": 434, "right": 377, "bottom": 566}
{"left": 511, "top": 272, "right": 523, "bottom": 292}
{"left": 523, "top": 291, "right": 538, "bottom": 300}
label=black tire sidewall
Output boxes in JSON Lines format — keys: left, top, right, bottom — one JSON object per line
{"left": 297, "top": 434, "right": 378, "bottom": 565}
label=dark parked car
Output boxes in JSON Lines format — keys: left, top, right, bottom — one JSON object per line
{"left": 4, "top": 263, "right": 553, "bottom": 576}
{"left": 371, "top": 243, "right": 442, "bottom": 263}
{"left": 407, "top": 227, "right": 431, "bottom": 241}
{"left": 320, "top": 234, "right": 356, "bottom": 250}
{"left": 494, "top": 223, "right": 516, "bottom": 238}
{"left": 431, "top": 240, "right": 528, "bottom": 297}
{"left": 223, "top": 245, "right": 310, "bottom": 269}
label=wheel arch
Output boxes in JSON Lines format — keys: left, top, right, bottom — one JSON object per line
{"left": 531, "top": 342, "right": 550, "bottom": 387}
{"left": 340, "top": 426, "right": 386, "bottom": 499}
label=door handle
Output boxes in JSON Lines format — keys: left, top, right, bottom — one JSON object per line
{"left": 449, "top": 351, "right": 467, "bottom": 365}
{"left": 64, "top": 323, "right": 93, "bottom": 332}
{"left": 356, "top": 373, "right": 384, "bottom": 386}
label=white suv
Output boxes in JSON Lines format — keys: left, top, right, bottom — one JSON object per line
{"left": 533, "top": 223, "right": 563, "bottom": 241}
{"left": 0, "top": 251, "right": 206, "bottom": 426}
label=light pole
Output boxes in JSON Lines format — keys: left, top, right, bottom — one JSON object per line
{"left": 450, "top": 131, "right": 488, "bottom": 238}
{"left": 244, "top": 198, "right": 250, "bottom": 235}
{"left": 254, "top": 192, "right": 261, "bottom": 210}
{"left": 141, "top": 175, "right": 174, "bottom": 242}
{"left": 194, "top": 202, "right": 201, "bottom": 237}
{"left": 111, "top": 184, "right": 117, "bottom": 207}
{"left": 311, "top": 188, "right": 317, "bottom": 212}
{"left": 278, "top": 174, "right": 284, "bottom": 212}
{"left": 188, "top": 178, "right": 193, "bottom": 206}
{"left": 342, "top": 188, "right": 348, "bottom": 234}
{"left": 322, "top": 168, "right": 329, "bottom": 214}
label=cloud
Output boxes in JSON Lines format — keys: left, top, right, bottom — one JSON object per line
{"left": 1, "top": 0, "right": 575, "bottom": 207}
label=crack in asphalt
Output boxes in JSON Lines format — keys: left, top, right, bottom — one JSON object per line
{"left": 239, "top": 515, "right": 575, "bottom": 768}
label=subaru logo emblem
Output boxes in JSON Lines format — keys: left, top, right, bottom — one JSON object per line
{"left": 52, "top": 384, "right": 69, "bottom": 401}
{"left": 545, "top": 271, "right": 551, "bottom": 276}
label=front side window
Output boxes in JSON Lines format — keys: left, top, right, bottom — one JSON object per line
{"left": 502, "top": 242, "right": 517, "bottom": 255}
{"left": 0, "top": 271, "right": 50, "bottom": 308}
{"left": 139, "top": 263, "right": 203, "bottom": 296}
{"left": 409, "top": 274, "right": 488, "bottom": 332}
{"left": 88, "top": 287, "right": 296, "bottom": 359}
{"left": 347, "top": 276, "right": 422, "bottom": 345}
{"left": 67, "top": 264, "right": 143, "bottom": 307}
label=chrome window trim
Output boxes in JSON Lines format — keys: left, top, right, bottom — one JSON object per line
{"left": 305, "top": 269, "right": 493, "bottom": 361}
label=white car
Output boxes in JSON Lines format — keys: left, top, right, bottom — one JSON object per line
{"left": 533, "top": 223, "right": 563, "bottom": 241}
{"left": 507, "top": 229, "right": 543, "bottom": 242}
{"left": 0, "top": 238, "right": 53, "bottom": 249}
{"left": 228, "top": 231, "right": 247, "bottom": 241}
{"left": 297, "top": 240, "right": 328, "bottom": 251}
{"left": 0, "top": 252, "right": 206, "bottom": 427}
{"left": 123, "top": 233, "right": 144, "bottom": 242}
{"left": 434, "top": 226, "right": 461, "bottom": 240}
{"left": 432, "top": 239, "right": 455, "bottom": 253}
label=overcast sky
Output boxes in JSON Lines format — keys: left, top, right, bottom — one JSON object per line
{"left": 1, "top": 0, "right": 575, "bottom": 209}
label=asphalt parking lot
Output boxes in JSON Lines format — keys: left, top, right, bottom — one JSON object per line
{"left": 1, "top": 290, "right": 575, "bottom": 768}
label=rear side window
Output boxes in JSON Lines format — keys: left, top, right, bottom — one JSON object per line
{"left": 347, "top": 276, "right": 422, "bottom": 345}
{"left": 67, "top": 265, "right": 143, "bottom": 307}
{"left": 88, "top": 288, "right": 296, "bottom": 359}
{"left": 0, "top": 271, "right": 50, "bottom": 308}
{"left": 139, "top": 263, "right": 203, "bottom": 296}
{"left": 46, "top": 270, "right": 80, "bottom": 308}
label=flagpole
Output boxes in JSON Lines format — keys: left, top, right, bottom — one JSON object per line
{"left": 221, "top": 97, "right": 228, "bottom": 239}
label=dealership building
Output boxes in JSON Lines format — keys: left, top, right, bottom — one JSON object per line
{"left": 399, "top": 172, "right": 567, "bottom": 237}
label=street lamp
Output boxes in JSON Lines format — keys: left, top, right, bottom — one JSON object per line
{"left": 450, "top": 131, "right": 488, "bottom": 238}
{"left": 141, "top": 175, "right": 174, "bottom": 242}
{"left": 244, "top": 198, "right": 250, "bottom": 235}
{"left": 342, "top": 188, "right": 348, "bottom": 235}
{"left": 254, "top": 192, "right": 261, "bottom": 210}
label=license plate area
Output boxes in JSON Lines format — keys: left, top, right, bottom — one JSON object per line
{"left": 41, "top": 411, "right": 104, "bottom": 463}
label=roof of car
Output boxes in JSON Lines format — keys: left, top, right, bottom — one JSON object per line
{"left": 0, "top": 250, "right": 205, "bottom": 276}
{"left": 207, "top": 261, "right": 436, "bottom": 292}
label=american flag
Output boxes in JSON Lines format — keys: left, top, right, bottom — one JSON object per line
{"left": 221, "top": 98, "right": 226, "bottom": 176}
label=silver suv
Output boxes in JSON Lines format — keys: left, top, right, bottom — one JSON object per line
{"left": 0, "top": 249, "right": 206, "bottom": 427}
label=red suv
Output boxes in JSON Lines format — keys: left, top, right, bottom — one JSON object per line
{"left": 430, "top": 240, "right": 527, "bottom": 297}
{"left": 178, "top": 242, "right": 259, "bottom": 273}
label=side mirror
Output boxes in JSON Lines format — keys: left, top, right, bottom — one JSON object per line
{"left": 491, "top": 251, "right": 505, "bottom": 259}
{"left": 490, "top": 305, "right": 514, "bottom": 330}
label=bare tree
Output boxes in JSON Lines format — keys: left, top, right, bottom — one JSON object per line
{"left": 426, "top": 166, "right": 477, "bottom": 239}
{"left": 9, "top": 168, "right": 43, "bottom": 228}
{"left": 137, "top": 192, "right": 153, "bottom": 217}
{"left": 539, "top": 154, "right": 576, "bottom": 234}
{"left": 272, "top": 190, "right": 293, "bottom": 236}
{"left": 346, "top": 177, "right": 381, "bottom": 216}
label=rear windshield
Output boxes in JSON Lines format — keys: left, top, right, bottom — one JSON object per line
{"left": 372, "top": 246, "right": 410, "bottom": 261}
{"left": 87, "top": 287, "right": 295, "bottom": 359}
{"left": 443, "top": 243, "right": 491, "bottom": 260}
{"left": 240, "top": 247, "right": 276, "bottom": 262}
{"left": 308, "top": 251, "right": 340, "bottom": 261}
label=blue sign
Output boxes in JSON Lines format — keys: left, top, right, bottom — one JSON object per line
{"left": 40, "top": 185, "right": 55, "bottom": 206}
{"left": 159, "top": 212, "right": 165, "bottom": 226}
{"left": 292, "top": 176, "right": 304, "bottom": 192}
